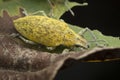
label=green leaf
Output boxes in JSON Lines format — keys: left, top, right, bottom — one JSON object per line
{"left": 0, "top": 0, "right": 49, "bottom": 16}
{"left": 48, "top": 0, "right": 81, "bottom": 18}
{"left": 69, "top": 24, "right": 120, "bottom": 48}
{"left": 0, "top": 0, "right": 87, "bottom": 19}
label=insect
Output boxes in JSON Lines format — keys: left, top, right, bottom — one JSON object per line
{"left": 13, "top": 16, "right": 88, "bottom": 49}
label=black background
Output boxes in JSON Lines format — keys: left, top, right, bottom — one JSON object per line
{"left": 61, "top": 0, "right": 120, "bottom": 37}
{"left": 55, "top": 61, "right": 120, "bottom": 80}
{"left": 55, "top": 0, "right": 120, "bottom": 80}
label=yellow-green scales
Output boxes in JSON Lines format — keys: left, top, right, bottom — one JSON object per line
{"left": 14, "top": 16, "right": 87, "bottom": 48}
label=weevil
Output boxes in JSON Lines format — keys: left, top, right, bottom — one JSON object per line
{"left": 13, "top": 16, "right": 88, "bottom": 49}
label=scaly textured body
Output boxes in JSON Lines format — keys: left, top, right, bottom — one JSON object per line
{"left": 14, "top": 16, "right": 87, "bottom": 48}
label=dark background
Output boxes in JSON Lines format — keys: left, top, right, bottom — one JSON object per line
{"left": 61, "top": 0, "right": 120, "bottom": 37}
{"left": 56, "top": 0, "right": 120, "bottom": 80}
{"left": 55, "top": 61, "right": 120, "bottom": 80}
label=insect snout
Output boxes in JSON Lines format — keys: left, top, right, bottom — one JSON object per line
{"left": 75, "top": 44, "right": 89, "bottom": 49}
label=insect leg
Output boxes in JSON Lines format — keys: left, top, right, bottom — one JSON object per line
{"left": 18, "top": 36, "right": 37, "bottom": 45}
{"left": 10, "top": 33, "right": 20, "bottom": 37}
{"left": 47, "top": 0, "right": 55, "bottom": 17}
{"left": 48, "top": 0, "right": 53, "bottom": 7}
{"left": 64, "top": 0, "right": 75, "bottom": 16}
{"left": 31, "top": 10, "right": 47, "bottom": 16}
{"left": 64, "top": 0, "right": 88, "bottom": 16}
{"left": 21, "top": 8, "right": 47, "bottom": 16}
{"left": 10, "top": 33, "right": 37, "bottom": 44}
{"left": 22, "top": 9, "right": 29, "bottom": 16}
{"left": 62, "top": 48, "right": 70, "bottom": 54}
{"left": 78, "top": 2, "right": 88, "bottom": 6}
{"left": 78, "top": 27, "right": 108, "bottom": 47}
{"left": 46, "top": 47, "right": 56, "bottom": 50}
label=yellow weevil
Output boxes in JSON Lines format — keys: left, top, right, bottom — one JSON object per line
{"left": 13, "top": 1, "right": 107, "bottom": 51}
{"left": 13, "top": 15, "right": 88, "bottom": 49}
